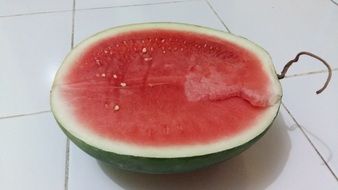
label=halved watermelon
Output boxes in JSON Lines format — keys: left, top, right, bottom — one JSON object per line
{"left": 51, "top": 23, "right": 282, "bottom": 173}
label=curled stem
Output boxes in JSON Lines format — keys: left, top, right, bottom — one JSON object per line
{"left": 277, "top": 51, "right": 332, "bottom": 94}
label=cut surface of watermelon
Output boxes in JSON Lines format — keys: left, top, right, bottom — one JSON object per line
{"left": 51, "top": 23, "right": 282, "bottom": 159}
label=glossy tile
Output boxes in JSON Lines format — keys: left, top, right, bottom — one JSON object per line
{"left": 0, "top": 113, "right": 67, "bottom": 190}
{"left": 208, "top": 0, "right": 338, "bottom": 75}
{"left": 0, "top": 0, "right": 72, "bottom": 16}
{"left": 281, "top": 71, "right": 338, "bottom": 177}
{"left": 76, "top": 0, "right": 186, "bottom": 9}
{"left": 237, "top": 108, "right": 338, "bottom": 189}
{"left": 74, "top": 0, "right": 226, "bottom": 43}
{"left": 68, "top": 143, "right": 122, "bottom": 190}
{"left": 0, "top": 12, "right": 72, "bottom": 117}
{"left": 67, "top": 107, "right": 338, "bottom": 190}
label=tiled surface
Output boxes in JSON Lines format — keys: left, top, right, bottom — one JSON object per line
{"left": 68, "top": 108, "right": 338, "bottom": 190}
{"left": 76, "top": 0, "right": 188, "bottom": 9}
{"left": 68, "top": 143, "right": 122, "bottom": 190}
{"left": 281, "top": 71, "right": 338, "bottom": 176}
{"left": 0, "top": 113, "right": 67, "bottom": 190}
{"left": 74, "top": 0, "right": 225, "bottom": 43}
{"left": 1, "top": 0, "right": 338, "bottom": 189}
{"left": 0, "top": 0, "right": 72, "bottom": 16}
{"left": 209, "top": 0, "right": 338, "bottom": 75}
{"left": 0, "top": 12, "right": 72, "bottom": 117}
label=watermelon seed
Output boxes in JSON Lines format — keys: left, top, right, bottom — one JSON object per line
{"left": 120, "top": 82, "right": 127, "bottom": 87}
{"left": 162, "top": 50, "right": 166, "bottom": 54}
{"left": 141, "top": 40, "right": 145, "bottom": 44}
{"left": 142, "top": 47, "right": 147, "bottom": 53}
{"left": 204, "top": 44, "right": 207, "bottom": 48}
{"left": 161, "top": 39, "right": 165, "bottom": 43}
{"left": 104, "top": 50, "right": 108, "bottom": 54}
{"left": 116, "top": 44, "right": 120, "bottom": 47}
{"left": 180, "top": 48, "right": 184, "bottom": 51}
{"left": 144, "top": 57, "right": 153, "bottom": 61}
{"left": 113, "top": 104, "right": 120, "bottom": 111}
{"left": 95, "top": 59, "right": 101, "bottom": 65}
{"left": 101, "top": 73, "right": 106, "bottom": 77}
{"left": 123, "top": 41, "right": 127, "bottom": 45}
{"left": 113, "top": 74, "right": 118, "bottom": 79}
{"left": 150, "top": 47, "right": 154, "bottom": 51}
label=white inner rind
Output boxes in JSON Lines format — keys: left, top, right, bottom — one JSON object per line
{"left": 51, "top": 22, "right": 282, "bottom": 158}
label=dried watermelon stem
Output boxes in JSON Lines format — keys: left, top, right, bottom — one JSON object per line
{"left": 277, "top": 51, "right": 332, "bottom": 94}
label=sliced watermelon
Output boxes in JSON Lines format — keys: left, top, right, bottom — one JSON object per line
{"left": 51, "top": 23, "right": 282, "bottom": 173}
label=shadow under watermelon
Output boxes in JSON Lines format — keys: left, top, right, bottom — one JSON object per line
{"left": 98, "top": 112, "right": 291, "bottom": 190}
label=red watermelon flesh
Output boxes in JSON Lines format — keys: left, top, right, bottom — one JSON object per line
{"left": 59, "top": 29, "right": 276, "bottom": 146}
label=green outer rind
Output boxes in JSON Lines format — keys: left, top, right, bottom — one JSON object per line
{"left": 51, "top": 22, "right": 282, "bottom": 173}
{"left": 58, "top": 119, "right": 273, "bottom": 174}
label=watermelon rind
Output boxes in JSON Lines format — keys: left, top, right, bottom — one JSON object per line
{"left": 51, "top": 22, "right": 282, "bottom": 173}
{"left": 59, "top": 119, "right": 274, "bottom": 173}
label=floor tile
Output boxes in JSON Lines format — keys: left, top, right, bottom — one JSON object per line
{"left": 281, "top": 71, "right": 338, "bottom": 177}
{"left": 0, "top": 113, "right": 67, "bottom": 190}
{"left": 0, "top": 12, "right": 72, "bottom": 117}
{"left": 208, "top": 0, "right": 338, "bottom": 75}
{"left": 67, "top": 107, "right": 338, "bottom": 190}
{"left": 68, "top": 143, "right": 123, "bottom": 190}
{"left": 0, "top": 0, "right": 72, "bottom": 16}
{"left": 76, "top": 0, "right": 185, "bottom": 10}
{"left": 74, "top": 0, "right": 226, "bottom": 43}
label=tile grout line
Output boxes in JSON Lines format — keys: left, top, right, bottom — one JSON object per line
{"left": 281, "top": 102, "right": 338, "bottom": 181}
{"left": 75, "top": 0, "right": 198, "bottom": 12}
{"left": 0, "top": 110, "right": 51, "bottom": 120}
{"left": 0, "top": 0, "right": 197, "bottom": 18}
{"left": 330, "top": 0, "right": 338, "bottom": 6}
{"left": 64, "top": 139, "right": 70, "bottom": 190}
{"left": 0, "top": 9, "right": 72, "bottom": 18}
{"left": 64, "top": 1, "right": 76, "bottom": 190}
{"left": 70, "top": 0, "right": 76, "bottom": 49}
{"left": 204, "top": 0, "right": 231, "bottom": 33}
{"left": 284, "top": 68, "right": 338, "bottom": 79}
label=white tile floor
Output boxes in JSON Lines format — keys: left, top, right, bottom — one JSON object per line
{"left": 0, "top": 113, "right": 67, "bottom": 190}
{"left": 0, "top": 0, "right": 337, "bottom": 189}
{"left": 75, "top": 0, "right": 187, "bottom": 10}
{"left": 0, "top": 12, "right": 72, "bottom": 117}
{"left": 0, "top": 0, "right": 72, "bottom": 16}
